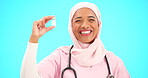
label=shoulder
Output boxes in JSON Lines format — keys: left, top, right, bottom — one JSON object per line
{"left": 38, "top": 46, "right": 70, "bottom": 64}
{"left": 105, "top": 51, "right": 125, "bottom": 70}
{"left": 105, "top": 52, "right": 130, "bottom": 77}
{"left": 37, "top": 46, "right": 70, "bottom": 72}
{"left": 52, "top": 46, "right": 70, "bottom": 56}
{"left": 106, "top": 51, "right": 124, "bottom": 64}
{"left": 43, "top": 46, "right": 70, "bottom": 62}
{"left": 105, "top": 51, "right": 127, "bottom": 74}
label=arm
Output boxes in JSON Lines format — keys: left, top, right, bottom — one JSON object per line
{"left": 20, "top": 16, "right": 56, "bottom": 78}
{"left": 20, "top": 42, "right": 61, "bottom": 78}
{"left": 20, "top": 42, "right": 42, "bottom": 78}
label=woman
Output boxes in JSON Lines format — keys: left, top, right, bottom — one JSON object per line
{"left": 21, "top": 2, "right": 130, "bottom": 78}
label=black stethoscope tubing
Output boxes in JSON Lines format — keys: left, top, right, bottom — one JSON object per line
{"left": 61, "top": 45, "right": 114, "bottom": 78}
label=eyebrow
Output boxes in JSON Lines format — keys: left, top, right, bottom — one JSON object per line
{"left": 74, "top": 17, "right": 82, "bottom": 20}
{"left": 88, "top": 16, "right": 95, "bottom": 19}
{"left": 74, "top": 16, "right": 95, "bottom": 20}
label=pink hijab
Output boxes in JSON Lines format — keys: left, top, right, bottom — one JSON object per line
{"left": 60, "top": 2, "right": 108, "bottom": 66}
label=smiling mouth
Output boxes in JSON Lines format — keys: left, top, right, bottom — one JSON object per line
{"left": 79, "top": 30, "right": 92, "bottom": 36}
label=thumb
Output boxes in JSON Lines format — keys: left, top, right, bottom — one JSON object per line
{"left": 46, "top": 26, "right": 56, "bottom": 32}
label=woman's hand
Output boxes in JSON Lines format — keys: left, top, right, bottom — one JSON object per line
{"left": 29, "top": 16, "right": 55, "bottom": 43}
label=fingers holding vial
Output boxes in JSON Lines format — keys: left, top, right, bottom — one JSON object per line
{"left": 45, "top": 16, "right": 56, "bottom": 32}
{"left": 30, "top": 16, "right": 56, "bottom": 43}
{"left": 36, "top": 16, "right": 56, "bottom": 30}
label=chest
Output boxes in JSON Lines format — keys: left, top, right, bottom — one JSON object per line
{"left": 60, "top": 58, "right": 109, "bottom": 78}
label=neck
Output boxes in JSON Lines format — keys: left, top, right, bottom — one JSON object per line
{"left": 78, "top": 41, "right": 90, "bottom": 49}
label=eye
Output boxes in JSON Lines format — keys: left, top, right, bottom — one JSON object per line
{"left": 88, "top": 19, "right": 95, "bottom": 22}
{"left": 75, "top": 20, "right": 81, "bottom": 23}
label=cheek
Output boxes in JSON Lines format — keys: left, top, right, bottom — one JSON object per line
{"left": 72, "top": 24, "right": 80, "bottom": 33}
{"left": 92, "top": 24, "right": 99, "bottom": 34}
{"left": 72, "top": 26, "right": 78, "bottom": 36}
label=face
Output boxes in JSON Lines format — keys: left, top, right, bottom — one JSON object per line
{"left": 72, "top": 8, "right": 99, "bottom": 44}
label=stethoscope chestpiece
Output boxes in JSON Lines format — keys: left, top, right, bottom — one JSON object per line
{"left": 107, "top": 74, "right": 114, "bottom": 78}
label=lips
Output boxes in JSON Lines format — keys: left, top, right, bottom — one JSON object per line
{"left": 79, "top": 30, "right": 92, "bottom": 36}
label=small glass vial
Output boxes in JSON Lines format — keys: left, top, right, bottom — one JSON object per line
{"left": 52, "top": 17, "right": 56, "bottom": 26}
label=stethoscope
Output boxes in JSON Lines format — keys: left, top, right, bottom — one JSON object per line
{"left": 61, "top": 45, "right": 114, "bottom": 78}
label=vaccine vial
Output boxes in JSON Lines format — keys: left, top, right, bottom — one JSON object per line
{"left": 52, "top": 17, "right": 56, "bottom": 26}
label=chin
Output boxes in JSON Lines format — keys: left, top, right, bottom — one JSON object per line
{"left": 80, "top": 39, "right": 94, "bottom": 44}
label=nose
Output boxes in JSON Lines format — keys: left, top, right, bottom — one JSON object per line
{"left": 81, "top": 20, "right": 89, "bottom": 28}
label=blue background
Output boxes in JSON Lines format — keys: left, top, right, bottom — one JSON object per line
{"left": 0, "top": 0, "right": 148, "bottom": 78}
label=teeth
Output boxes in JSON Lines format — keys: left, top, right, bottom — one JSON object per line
{"left": 81, "top": 31, "right": 91, "bottom": 34}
